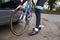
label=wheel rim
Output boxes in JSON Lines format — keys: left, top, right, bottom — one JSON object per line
{"left": 10, "top": 11, "right": 29, "bottom": 36}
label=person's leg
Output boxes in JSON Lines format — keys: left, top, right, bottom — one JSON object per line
{"left": 28, "top": 0, "right": 47, "bottom": 36}
{"left": 28, "top": 8, "right": 41, "bottom": 36}
{"left": 35, "top": 8, "right": 41, "bottom": 30}
{"left": 28, "top": 2, "right": 42, "bottom": 36}
{"left": 28, "top": 7, "right": 42, "bottom": 35}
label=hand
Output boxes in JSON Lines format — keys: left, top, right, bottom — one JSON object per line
{"left": 16, "top": 5, "right": 22, "bottom": 10}
{"left": 15, "top": 5, "right": 22, "bottom": 12}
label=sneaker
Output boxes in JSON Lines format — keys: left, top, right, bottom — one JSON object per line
{"left": 28, "top": 28, "right": 39, "bottom": 36}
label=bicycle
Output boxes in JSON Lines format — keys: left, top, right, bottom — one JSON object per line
{"left": 10, "top": 0, "right": 35, "bottom": 36}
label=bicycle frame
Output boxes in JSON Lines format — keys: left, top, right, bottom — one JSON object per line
{"left": 10, "top": 0, "right": 35, "bottom": 36}
{"left": 20, "top": 0, "right": 33, "bottom": 22}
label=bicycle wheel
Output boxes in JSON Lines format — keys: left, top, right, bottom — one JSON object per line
{"left": 10, "top": 10, "right": 29, "bottom": 36}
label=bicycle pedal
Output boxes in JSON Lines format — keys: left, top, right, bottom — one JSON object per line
{"left": 20, "top": 20, "right": 26, "bottom": 24}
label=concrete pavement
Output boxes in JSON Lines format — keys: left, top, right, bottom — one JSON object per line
{"left": 0, "top": 14, "right": 60, "bottom": 40}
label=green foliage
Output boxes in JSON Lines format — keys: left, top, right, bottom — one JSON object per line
{"left": 48, "top": 0, "right": 57, "bottom": 11}
{"left": 42, "top": 7, "right": 60, "bottom": 15}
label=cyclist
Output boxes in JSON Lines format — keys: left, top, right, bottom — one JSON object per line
{"left": 16, "top": 0, "right": 47, "bottom": 36}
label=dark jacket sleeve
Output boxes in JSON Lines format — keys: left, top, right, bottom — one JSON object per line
{"left": 36, "top": 0, "right": 47, "bottom": 7}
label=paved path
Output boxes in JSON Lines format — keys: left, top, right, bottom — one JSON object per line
{"left": 0, "top": 13, "right": 60, "bottom": 40}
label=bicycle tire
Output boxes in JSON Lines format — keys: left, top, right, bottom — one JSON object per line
{"left": 10, "top": 10, "right": 29, "bottom": 36}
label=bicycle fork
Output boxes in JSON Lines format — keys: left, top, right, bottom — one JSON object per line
{"left": 20, "top": 1, "right": 29, "bottom": 23}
